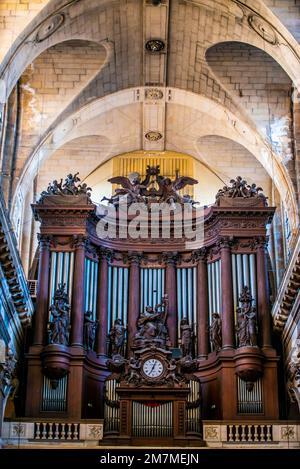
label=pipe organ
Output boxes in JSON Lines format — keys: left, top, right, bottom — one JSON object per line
{"left": 24, "top": 169, "right": 280, "bottom": 446}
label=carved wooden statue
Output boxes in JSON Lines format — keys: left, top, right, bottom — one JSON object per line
{"left": 39, "top": 172, "right": 92, "bottom": 202}
{"left": 180, "top": 318, "right": 194, "bottom": 357}
{"left": 108, "top": 318, "right": 126, "bottom": 357}
{"left": 105, "top": 166, "right": 198, "bottom": 206}
{"left": 134, "top": 294, "right": 170, "bottom": 348}
{"left": 126, "top": 357, "right": 141, "bottom": 385}
{"left": 83, "top": 311, "right": 98, "bottom": 351}
{"left": 209, "top": 313, "right": 222, "bottom": 352}
{"left": 215, "top": 176, "right": 267, "bottom": 205}
{"left": 237, "top": 286, "right": 258, "bottom": 347}
{"left": 47, "top": 283, "right": 70, "bottom": 346}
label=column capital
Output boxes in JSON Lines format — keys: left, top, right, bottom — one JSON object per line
{"left": 37, "top": 234, "right": 52, "bottom": 249}
{"left": 192, "top": 247, "right": 207, "bottom": 263}
{"left": 254, "top": 236, "right": 269, "bottom": 250}
{"left": 127, "top": 251, "right": 142, "bottom": 265}
{"left": 218, "top": 236, "right": 234, "bottom": 250}
{"left": 162, "top": 251, "right": 180, "bottom": 266}
{"left": 72, "top": 234, "right": 87, "bottom": 249}
{"left": 99, "top": 247, "right": 114, "bottom": 262}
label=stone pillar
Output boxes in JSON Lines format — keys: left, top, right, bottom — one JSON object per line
{"left": 33, "top": 235, "right": 51, "bottom": 345}
{"left": 220, "top": 238, "right": 235, "bottom": 349}
{"left": 165, "top": 253, "right": 177, "bottom": 347}
{"left": 96, "top": 250, "right": 109, "bottom": 358}
{"left": 127, "top": 253, "right": 141, "bottom": 352}
{"left": 70, "top": 236, "right": 86, "bottom": 347}
{"left": 197, "top": 249, "right": 209, "bottom": 358}
{"left": 256, "top": 237, "right": 272, "bottom": 348}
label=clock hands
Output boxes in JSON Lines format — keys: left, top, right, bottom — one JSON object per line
{"left": 149, "top": 361, "right": 157, "bottom": 374}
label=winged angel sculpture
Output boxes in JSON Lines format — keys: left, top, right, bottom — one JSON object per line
{"left": 102, "top": 166, "right": 198, "bottom": 206}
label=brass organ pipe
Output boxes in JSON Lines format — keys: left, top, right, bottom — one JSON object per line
{"left": 250, "top": 254, "right": 257, "bottom": 305}
{"left": 107, "top": 266, "right": 112, "bottom": 332}
{"left": 118, "top": 267, "right": 123, "bottom": 320}
{"left": 188, "top": 268, "right": 193, "bottom": 325}
{"left": 243, "top": 254, "right": 250, "bottom": 289}
{"left": 211, "top": 262, "right": 216, "bottom": 313}
{"left": 140, "top": 269, "right": 144, "bottom": 312}
{"left": 232, "top": 255, "right": 238, "bottom": 320}
{"left": 236, "top": 254, "right": 243, "bottom": 298}
{"left": 193, "top": 267, "right": 197, "bottom": 333}
{"left": 216, "top": 261, "right": 220, "bottom": 313}
{"left": 208, "top": 263, "right": 212, "bottom": 323}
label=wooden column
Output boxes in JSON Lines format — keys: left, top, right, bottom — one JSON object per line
{"left": 256, "top": 237, "right": 272, "bottom": 348}
{"left": 70, "top": 235, "right": 86, "bottom": 347}
{"left": 220, "top": 238, "right": 235, "bottom": 349}
{"left": 96, "top": 250, "right": 109, "bottom": 357}
{"left": 165, "top": 253, "right": 177, "bottom": 347}
{"left": 127, "top": 252, "right": 141, "bottom": 352}
{"left": 197, "top": 249, "right": 209, "bottom": 358}
{"left": 33, "top": 235, "right": 50, "bottom": 345}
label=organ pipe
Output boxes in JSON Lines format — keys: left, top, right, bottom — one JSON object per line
{"left": 207, "top": 260, "right": 221, "bottom": 325}
{"left": 140, "top": 268, "right": 165, "bottom": 313}
{"left": 176, "top": 267, "right": 197, "bottom": 335}
{"left": 107, "top": 266, "right": 129, "bottom": 332}
{"left": 42, "top": 376, "right": 67, "bottom": 412}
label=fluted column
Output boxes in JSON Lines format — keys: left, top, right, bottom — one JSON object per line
{"left": 33, "top": 235, "right": 51, "bottom": 345}
{"left": 220, "top": 238, "right": 235, "bottom": 349}
{"left": 197, "top": 248, "right": 209, "bottom": 358}
{"left": 165, "top": 253, "right": 178, "bottom": 347}
{"left": 127, "top": 252, "right": 141, "bottom": 353}
{"left": 70, "top": 235, "right": 86, "bottom": 346}
{"left": 95, "top": 249, "right": 109, "bottom": 357}
{"left": 256, "top": 237, "right": 272, "bottom": 348}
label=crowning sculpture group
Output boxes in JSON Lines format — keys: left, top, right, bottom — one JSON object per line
{"left": 102, "top": 165, "right": 198, "bottom": 207}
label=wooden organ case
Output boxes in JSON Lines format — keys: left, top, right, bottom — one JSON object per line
{"left": 25, "top": 168, "right": 279, "bottom": 446}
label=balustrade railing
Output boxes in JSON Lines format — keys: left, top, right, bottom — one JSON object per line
{"left": 227, "top": 423, "right": 272, "bottom": 442}
{"left": 34, "top": 422, "right": 79, "bottom": 440}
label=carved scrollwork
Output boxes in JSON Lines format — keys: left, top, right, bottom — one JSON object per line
{"left": 218, "top": 236, "right": 234, "bottom": 250}
{"left": 127, "top": 251, "right": 143, "bottom": 265}
{"left": 145, "top": 88, "right": 164, "bottom": 100}
{"left": 247, "top": 14, "right": 278, "bottom": 45}
{"left": 35, "top": 13, "right": 64, "bottom": 43}
{"left": 161, "top": 251, "right": 180, "bottom": 265}
{"left": 145, "top": 131, "right": 163, "bottom": 141}
{"left": 145, "top": 39, "right": 165, "bottom": 52}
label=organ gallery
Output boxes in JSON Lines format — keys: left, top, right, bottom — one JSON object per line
{"left": 22, "top": 167, "right": 279, "bottom": 445}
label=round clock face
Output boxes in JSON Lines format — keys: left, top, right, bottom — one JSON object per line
{"left": 142, "top": 358, "right": 164, "bottom": 378}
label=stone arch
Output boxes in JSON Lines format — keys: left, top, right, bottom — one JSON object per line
{"left": 11, "top": 88, "right": 297, "bottom": 234}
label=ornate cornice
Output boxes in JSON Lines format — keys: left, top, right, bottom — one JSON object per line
{"left": 272, "top": 230, "right": 300, "bottom": 333}
{"left": 0, "top": 197, "right": 33, "bottom": 328}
